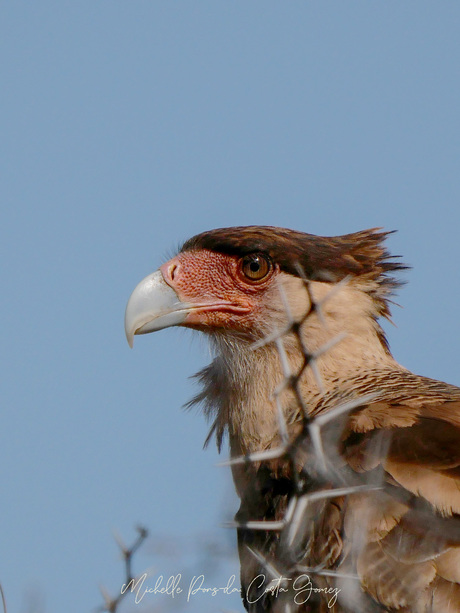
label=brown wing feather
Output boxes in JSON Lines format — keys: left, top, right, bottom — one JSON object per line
{"left": 342, "top": 389, "right": 460, "bottom": 611}
{"left": 232, "top": 363, "right": 460, "bottom": 612}
{"left": 237, "top": 381, "right": 460, "bottom": 611}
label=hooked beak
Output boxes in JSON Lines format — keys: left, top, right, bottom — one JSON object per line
{"left": 124, "top": 270, "right": 194, "bottom": 347}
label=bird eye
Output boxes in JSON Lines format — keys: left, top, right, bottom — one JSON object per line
{"left": 240, "top": 254, "right": 272, "bottom": 281}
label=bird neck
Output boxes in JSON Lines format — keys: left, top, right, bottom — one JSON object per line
{"left": 197, "top": 280, "right": 403, "bottom": 456}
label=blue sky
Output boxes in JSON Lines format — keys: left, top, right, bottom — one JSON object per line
{"left": 2, "top": 3, "right": 460, "bottom": 612}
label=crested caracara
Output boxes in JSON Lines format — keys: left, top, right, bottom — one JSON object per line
{"left": 125, "top": 226, "right": 460, "bottom": 612}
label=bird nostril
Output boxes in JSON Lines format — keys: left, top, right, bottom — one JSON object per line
{"left": 169, "top": 263, "right": 178, "bottom": 281}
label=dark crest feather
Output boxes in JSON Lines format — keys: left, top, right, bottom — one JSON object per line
{"left": 181, "top": 225, "right": 408, "bottom": 318}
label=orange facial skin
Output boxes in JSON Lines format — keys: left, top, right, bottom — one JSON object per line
{"left": 160, "top": 248, "right": 279, "bottom": 335}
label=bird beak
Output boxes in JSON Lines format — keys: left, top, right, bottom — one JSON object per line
{"left": 125, "top": 270, "right": 194, "bottom": 348}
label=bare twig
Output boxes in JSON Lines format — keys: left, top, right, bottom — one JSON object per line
{"left": 0, "top": 583, "right": 6, "bottom": 613}
{"left": 220, "top": 264, "right": 389, "bottom": 611}
{"left": 98, "top": 525, "right": 149, "bottom": 613}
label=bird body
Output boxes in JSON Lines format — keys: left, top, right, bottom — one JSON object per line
{"left": 125, "top": 226, "right": 460, "bottom": 612}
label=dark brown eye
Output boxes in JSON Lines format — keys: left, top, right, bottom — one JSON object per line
{"left": 240, "top": 253, "right": 272, "bottom": 281}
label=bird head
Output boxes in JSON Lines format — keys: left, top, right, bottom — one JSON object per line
{"left": 125, "top": 225, "right": 405, "bottom": 350}
{"left": 125, "top": 243, "right": 284, "bottom": 346}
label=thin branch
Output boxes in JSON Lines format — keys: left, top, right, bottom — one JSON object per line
{"left": 98, "top": 525, "right": 149, "bottom": 613}
{"left": 0, "top": 583, "right": 6, "bottom": 613}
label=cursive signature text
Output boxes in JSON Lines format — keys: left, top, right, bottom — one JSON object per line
{"left": 246, "top": 574, "right": 340, "bottom": 608}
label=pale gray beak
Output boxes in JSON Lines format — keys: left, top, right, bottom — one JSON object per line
{"left": 124, "top": 270, "right": 193, "bottom": 347}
